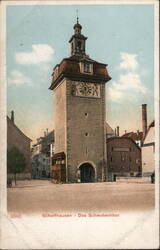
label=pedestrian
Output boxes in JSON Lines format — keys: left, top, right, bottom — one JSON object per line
{"left": 7, "top": 177, "right": 12, "bottom": 188}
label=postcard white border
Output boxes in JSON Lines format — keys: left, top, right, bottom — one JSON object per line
{"left": 0, "top": 0, "right": 159, "bottom": 249}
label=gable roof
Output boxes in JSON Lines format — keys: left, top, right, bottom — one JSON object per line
{"left": 107, "top": 136, "right": 141, "bottom": 150}
{"left": 7, "top": 116, "right": 32, "bottom": 142}
{"left": 142, "top": 120, "right": 155, "bottom": 142}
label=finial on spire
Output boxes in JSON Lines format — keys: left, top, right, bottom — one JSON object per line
{"left": 73, "top": 10, "right": 82, "bottom": 34}
{"left": 76, "top": 9, "right": 79, "bottom": 23}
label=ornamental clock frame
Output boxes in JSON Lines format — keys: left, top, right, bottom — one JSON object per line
{"left": 49, "top": 19, "right": 111, "bottom": 183}
{"left": 72, "top": 82, "right": 101, "bottom": 98}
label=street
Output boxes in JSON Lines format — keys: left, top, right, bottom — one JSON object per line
{"left": 7, "top": 180, "right": 155, "bottom": 215}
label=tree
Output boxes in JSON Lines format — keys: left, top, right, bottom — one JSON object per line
{"left": 7, "top": 146, "right": 26, "bottom": 185}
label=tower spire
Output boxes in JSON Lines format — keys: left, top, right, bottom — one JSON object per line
{"left": 69, "top": 15, "right": 87, "bottom": 56}
{"left": 76, "top": 9, "right": 79, "bottom": 24}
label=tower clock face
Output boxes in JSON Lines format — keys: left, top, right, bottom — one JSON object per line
{"left": 74, "top": 82, "right": 101, "bottom": 98}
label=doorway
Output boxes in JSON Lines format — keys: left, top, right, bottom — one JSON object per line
{"left": 79, "top": 163, "right": 95, "bottom": 183}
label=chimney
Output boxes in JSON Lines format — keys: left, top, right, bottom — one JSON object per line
{"left": 46, "top": 128, "right": 48, "bottom": 135}
{"left": 125, "top": 130, "right": 127, "bottom": 134}
{"left": 117, "top": 126, "right": 119, "bottom": 136}
{"left": 142, "top": 104, "right": 147, "bottom": 138}
{"left": 137, "top": 130, "right": 140, "bottom": 135}
{"left": 115, "top": 128, "right": 117, "bottom": 136}
{"left": 44, "top": 131, "right": 46, "bottom": 137}
{"left": 11, "top": 110, "right": 14, "bottom": 123}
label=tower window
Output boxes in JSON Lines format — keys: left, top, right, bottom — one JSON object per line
{"left": 71, "top": 43, "right": 74, "bottom": 53}
{"left": 85, "top": 113, "right": 88, "bottom": 117}
{"left": 77, "top": 41, "right": 82, "bottom": 49}
{"left": 79, "top": 62, "right": 93, "bottom": 74}
{"left": 85, "top": 133, "right": 89, "bottom": 137}
{"left": 84, "top": 62, "right": 90, "bottom": 73}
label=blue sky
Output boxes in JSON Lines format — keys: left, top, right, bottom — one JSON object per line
{"left": 7, "top": 4, "right": 154, "bottom": 142}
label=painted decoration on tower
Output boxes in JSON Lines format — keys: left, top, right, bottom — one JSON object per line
{"left": 72, "top": 82, "right": 101, "bottom": 98}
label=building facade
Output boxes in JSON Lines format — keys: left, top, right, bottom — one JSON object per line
{"left": 49, "top": 19, "right": 111, "bottom": 183}
{"left": 107, "top": 137, "right": 142, "bottom": 181}
{"left": 31, "top": 130, "right": 54, "bottom": 179}
{"left": 7, "top": 111, "right": 32, "bottom": 179}
{"left": 141, "top": 121, "right": 155, "bottom": 176}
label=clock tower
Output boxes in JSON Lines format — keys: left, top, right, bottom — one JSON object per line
{"left": 49, "top": 18, "right": 111, "bottom": 183}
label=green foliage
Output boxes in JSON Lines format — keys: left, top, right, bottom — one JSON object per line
{"left": 7, "top": 146, "right": 26, "bottom": 174}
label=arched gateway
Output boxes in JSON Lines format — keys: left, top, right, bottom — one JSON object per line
{"left": 79, "top": 163, "right": 95, "bottom": 183}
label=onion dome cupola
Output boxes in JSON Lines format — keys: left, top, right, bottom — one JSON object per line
{"left": 69, "top": 17, "right": 87, "bottom": 56}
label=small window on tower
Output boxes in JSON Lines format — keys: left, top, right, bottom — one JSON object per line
{"left": 77, "top": 41, "right": 82, "bottom": 49}
{"left": 71, "top": 43, "right": 74, "bottom": 53}
{"left": 79, "top": 62, "right": 93, "bottom": 74}
{"left": 84, "top": 62, "right": 90, "bottom": 73}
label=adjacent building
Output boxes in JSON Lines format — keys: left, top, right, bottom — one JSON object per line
{"left": 107, "top": 137, "right": 142, "bottom": 181}
{"left": 7, "top": 111, "right": 32, "bottom": 179}
{"left": 106, "top": 104, "right": 155, "bottom": 181}
{"left": 31, "top": 130, "right": 54, "bottom": 179}
{"left": 141, "top": 121, "right": 155, "bottom": 176}
{"left": 141, "top": 104, "right": 155, "bottom": 176}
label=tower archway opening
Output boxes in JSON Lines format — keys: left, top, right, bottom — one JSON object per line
{"left": 79, "top": 163, "right": 95, "bottom": 183}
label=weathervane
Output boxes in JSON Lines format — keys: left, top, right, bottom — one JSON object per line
{"left": 76, "top": 9, "right": 79, "bottom": 23}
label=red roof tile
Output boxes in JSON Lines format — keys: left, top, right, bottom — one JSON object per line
{"left": 121, "top": 131, "right": 143, "bottom": 141}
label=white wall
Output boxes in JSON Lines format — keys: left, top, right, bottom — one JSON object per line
{"left": 142, "top": 126, "right": 155, "bottom": 175}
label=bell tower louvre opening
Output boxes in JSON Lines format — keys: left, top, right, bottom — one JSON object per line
{"left": 79, "top": 163, "right": 95, "bottom": 183}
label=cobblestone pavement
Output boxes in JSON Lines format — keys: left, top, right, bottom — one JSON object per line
{"left": 7, "top": 180, "right": 155, "bottom": 215}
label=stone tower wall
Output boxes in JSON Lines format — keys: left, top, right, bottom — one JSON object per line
{"left": 54, "top": 79, "right": 67, "bottom": 154}
{"left": 66, "top": 80, "right": 107, "bottom": 183}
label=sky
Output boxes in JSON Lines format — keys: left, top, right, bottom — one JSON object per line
{"left": 7, "top": 3, "right": 154, "bottom": 143}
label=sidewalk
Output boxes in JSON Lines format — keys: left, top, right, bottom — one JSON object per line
{"left": 9, "top": 179, "right": 52, "bottom": 188}
{"left": 116, "top": 177, "right": 152, "bottom": 183}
